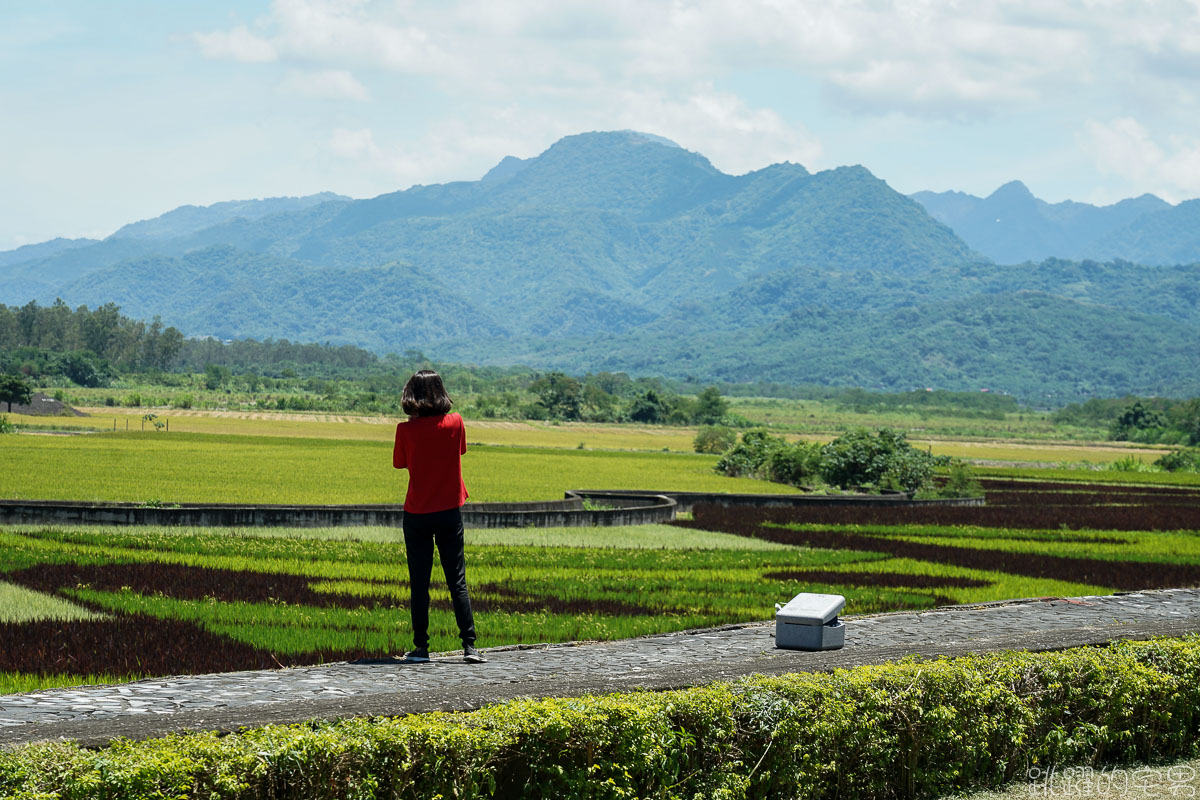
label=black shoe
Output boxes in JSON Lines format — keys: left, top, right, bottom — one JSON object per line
{"left": 463, "top": 645, "right": 487, "bottom": 664}
{"left": 402, "top": 648, "right": 430, "bottom": 663}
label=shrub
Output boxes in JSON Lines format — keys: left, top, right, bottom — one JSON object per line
{"left": 713, "top": 429, "right": 820, "bottom": 487}
{"left": 694, "top": 425, "right": 737, "bottom": 454}
{"left": 819, "top": 427, "right": 943, "bottom": 494}
{"left": 3, "top": 638, "right": 1200, "bottom": 800}
{"left": 1155, "top": 449, "right": 1200, "bottom": 473}
{"left": 0, "top": 415, "right": 13, "bottom": 434}
{"left": 1108, "top": 455, "right": 1160, "bottom": 473}
{"left": 936, "top": 459, "right": 984, "bottom": 498}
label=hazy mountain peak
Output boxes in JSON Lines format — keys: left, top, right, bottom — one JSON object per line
{"left": 613, "top": 129, "right": 681, "bottom": 148}
{"left": 481, "top": 155, "right": 531, "bottom": 183}
{"left": 988, "top": 180, "right": 1035, "bottom": 201}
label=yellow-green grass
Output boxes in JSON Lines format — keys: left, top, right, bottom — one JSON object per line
{"left": 976, "top": 466, "right": 1200, "bottom": 487}
{"left": 62, "top": 408, "right": 701, "bottom": 451}
{"left": 0, "top": 523, "right": 791, "bottom": 551}
{"left": 776, "top": 556, "right": 1111, "bottom": 605}
{"left": 0, "top": 672, "right": 147, "bottom": 695}
{"left": 0, "top": 581, "right": 104, "bottom": 623}
{"left": 878, "top": 526, "right": 1200, "bottom": 564}
{"left": 0, "top": 431, "right": 799, "bottom": 504}
{"left": 728, "top": 397, "right": 1089, "bottom": 439}
{"left": 913, "top": 439, "right": 1169, "bottom": 465}
{"left": 17, "top": 406, "right": 1168, "bottom": 470}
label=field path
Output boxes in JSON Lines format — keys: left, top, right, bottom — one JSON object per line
{"left": 3, "top": 588, "right": 1198, "bottom": 748}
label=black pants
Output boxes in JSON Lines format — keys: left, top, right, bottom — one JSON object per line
{"left": 403, "top": 506, "right": 476, "bottom": 649}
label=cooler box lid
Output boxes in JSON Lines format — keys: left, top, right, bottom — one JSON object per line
{"left": 776, "top": 592, "right": 845, "bottom": 626}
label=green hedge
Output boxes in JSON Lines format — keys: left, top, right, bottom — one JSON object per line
{"left": 3, "top": 637, "right": 1200, "bottom": 799}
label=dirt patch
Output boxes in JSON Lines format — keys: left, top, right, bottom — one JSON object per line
{"left": 732, "top": 479, "right": 1200, "bottom": 532}
{"left": 6, "top": 392, "right": 87, "bottom": 417}
{"left": 0, "top": 617, "right": 283, "bottom": 676}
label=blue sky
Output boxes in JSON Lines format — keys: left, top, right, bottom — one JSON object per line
{"left": 3, "top": 0, "right": 1200, "bottom": 251}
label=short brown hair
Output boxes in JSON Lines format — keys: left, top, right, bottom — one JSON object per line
{"left": 401, "top": 370, "right": 453, "bottom": 416}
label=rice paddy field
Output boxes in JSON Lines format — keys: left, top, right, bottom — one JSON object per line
{"left": 2, "top": 477, "right": 1199, "bottom": 695}
{"left": 0, "top": 429, "right": 794, "bottom": 504}
{"left": 2, "top": 408, "right": 1198, "bottom": 696}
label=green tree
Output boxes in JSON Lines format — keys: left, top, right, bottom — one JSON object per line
{"left": 693, "top": 425, "right": 737, "bottom": 454}
{"left": 55, "top": 351, "right": 111, "bottom": 387}
{"left": 819, "top": 427, "right": 939, "bottom": 494}
{"left": 0, "top": 374, "right": 33, "bottom": 412}
{"left": 530, "top": 372, "right": 583, "bottom": 420}
{"left": 628, "top": 389, "right": 670, "bottom": 424}
{"left": 581, "top": 383, "right": 617, "bottom": 422}
{"left": 203, "top": 363, "right": 231, "bottom": 390}
{"left": 1169, "top": 398, "right": 1200, "bottom": 446}
{"left": 692, "top": 386, "right": 729, "bottom": 425}
{"left": 1110, "top": 401, "right": 1167, "bottom": 441}
{"left": 713, "top": 429, "right": 820, "bottom": 487}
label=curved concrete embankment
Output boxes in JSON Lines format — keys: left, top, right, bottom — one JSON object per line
{"left": 0, "top": 491, "right": 982, "bottom": 528}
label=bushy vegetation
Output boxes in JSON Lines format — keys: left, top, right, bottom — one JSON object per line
{"left": 1155, "top": 448, "right": 1200, "bottom": 473}
{"left": 1054, "top": 395, "right": 1200, "bottom": 446}
{"left": 714, "top": 427, "right": 959, "bottom": 495}
{"left": 3, "top": 638, "right": 1200, "bottom": 799}
{"left": 693, "top": 424, "right": 737, "bottom": 454}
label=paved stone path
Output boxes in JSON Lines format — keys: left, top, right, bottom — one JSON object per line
{"left": 3, "top": 588, "right": 1199, "bottom": 748}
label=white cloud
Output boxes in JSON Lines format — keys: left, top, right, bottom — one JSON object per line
{"left": 184, "top": 0, "right": 1200, "bottom": 200}
{"left": 193, "top": 24, "right": 277, "bottom": 63}
{"left": 189, "top": 1, "right": 1185, "bottom": 119}
{"left": 279, "top": 69, "right": 369, "bottom": 101}
{"left": 329, "top": 127, "right": 381, "bottom": 160}
{"left": 1083, "top": 117, "right": 1200, "bottom": 202}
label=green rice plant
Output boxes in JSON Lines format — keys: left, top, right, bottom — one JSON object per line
{"left": 0, "top": 671, "right": 147, "bottom": 695}
{"left": 775, "top": 556, "right": 1112, "bottom": 606}
{"left": 0, "top": 432, "right": 801, "bottom": 505}
{"left": 976, "top": 466, "right": 1200, "bottom": 487}
{"left": 0, "top": 581, "right": 105, "bottom": 623}
{"left": 2, "top": 522, "right": 791, "bottom": 551}
{"left": 856, "top": 524, "right": 1200, "bottom": 565}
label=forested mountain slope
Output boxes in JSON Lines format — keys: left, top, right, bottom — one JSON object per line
{"left": 2, "top": 131, "right": 1198, "bottom": 401}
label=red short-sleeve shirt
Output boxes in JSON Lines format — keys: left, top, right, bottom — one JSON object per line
{"left": 392, "top": 412, "right": 469, "bottom": 514}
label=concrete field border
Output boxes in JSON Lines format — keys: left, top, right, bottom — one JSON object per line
{"left": 0, "top": 491, "right": 983, "bottom": 528}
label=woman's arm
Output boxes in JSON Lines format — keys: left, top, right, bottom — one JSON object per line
{"left": 393, "top": 424, "right": 407, "bottom": 469}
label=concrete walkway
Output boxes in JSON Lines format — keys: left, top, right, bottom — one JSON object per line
{"left": 3, "top": 589, "right": 1199, "bottom": 748}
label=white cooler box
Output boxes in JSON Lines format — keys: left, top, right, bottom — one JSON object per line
{"left": 775, "top": 592, "right": 846, "bottom": 651}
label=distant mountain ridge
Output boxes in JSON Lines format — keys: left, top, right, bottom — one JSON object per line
{"left": 911, "top": 181, "right": 1200, "bottom": 265}
{"left": 2, "top": 130, "right": 1198, "bottom": 402}
{"left": 109, "top": 192, "right": 349, "bottom": 241}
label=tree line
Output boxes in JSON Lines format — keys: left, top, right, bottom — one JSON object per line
{"left": 1053, "top": 396, "right": 1200, "bottom": 446}
{"left": 0, "top": 300, "right": 184, "bottom": 382}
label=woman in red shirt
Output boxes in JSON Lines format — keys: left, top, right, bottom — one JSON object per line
{"left": 393, "top": 370, "right": 485, "bottom": 664}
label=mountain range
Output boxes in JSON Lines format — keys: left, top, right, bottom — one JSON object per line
{"left": 2, "top": 130, "right": 1199, "bottom": 403}
{"left": 911, "top": 181, "right": 1200, "bottom": 265}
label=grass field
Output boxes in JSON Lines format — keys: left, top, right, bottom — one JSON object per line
{"left": 5, "top": 405, "right": 1171, "bottom": 467}
{"left": 0, "top": 430, "right": 800, "bottom": 504}
{"left": 727, "top": 397, "right": 1107, "bottom": 440}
